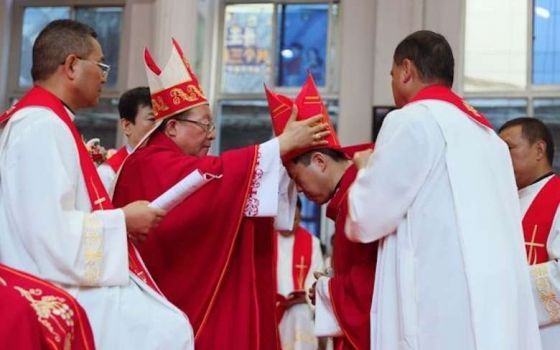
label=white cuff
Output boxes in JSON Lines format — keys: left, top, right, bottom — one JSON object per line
{"left": 90, "top": 209, "right": 129, "bottom": 286}
{"left": 314, "top": 277, "right": 343, "bottom": 337}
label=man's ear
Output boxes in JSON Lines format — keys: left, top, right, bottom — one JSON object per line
{"left": 164, "top": 119, "right": 177, "bottom": 138}
{"left": 61, "top": 54, "right": 79, "bottom": 81}
{"left": 534, "top": 140, "right": 547, "bottom": 162}
{"left": 401, "top": 58, "right": 414, "bottom": 84}
{"left": 121, "top": 118, "right": 132, "bottom": 136}
{"left": 311, "top": 152, "right": 327, "bottom": 172}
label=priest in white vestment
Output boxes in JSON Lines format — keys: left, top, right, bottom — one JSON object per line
{"left": 0, "top": 19, "right": 193, "bottom": 349}
{"left": 277, "top": 204, "right": 324, "bottom": 350}
{"left": 499, "top": 117, "right": 560, "bottom": 350}
{"left": 346, "top": 30, "right": 542, "bottom": 350}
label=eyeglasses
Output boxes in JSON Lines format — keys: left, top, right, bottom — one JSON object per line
{"left": 77, "top": 58, "right": 111, "bottom": 78}
{"left": 175, "top": 118, "right": 216, "bottom": 133}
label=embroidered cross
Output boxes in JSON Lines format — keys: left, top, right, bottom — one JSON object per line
{"left": 526, "top": 225, "right": 545, "bottom": 265}
{"left": 295, "top": 256, "right": 308, "bottom": 290}
{"left": 90, "top": 178, "right": 106, "bottom": 210}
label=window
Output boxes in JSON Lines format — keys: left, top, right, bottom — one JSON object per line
{"left": 466, "top": 99, "right": 528, "bottom": 129}
{"left": 533, "top": 0, "right": 560, "bottom": 85}
{"left": 9, "top": 2, "right": 124, "bottom": 149}
{"left": 277, "top": 4, "right": 330, "bottom": 87}
{"left": 463, "top": 1, "right": 560, "bottom": 170}
{"left": 17, "top": 5, "right": 123, "bottom": 89}
{"left": 221, "top": 1, "right": 338, "bottom": 94}
{"left": 217, "top": 1, "right": 339, "bottom": 238}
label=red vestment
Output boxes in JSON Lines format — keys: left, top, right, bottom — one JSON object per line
{"left": 104, "top": 146, "right": 128, "bottom": 173}
{"left": 522, "top": 175, "right": 560, "bottom": 265}
{"left": 113, "top": 132, "right": 279, "bottom": 350}
{"left": 0, "top": 264, "right": 95, "bottom": 350}
{"left": 326, "top": 165, "right": 377, "bottom": 350}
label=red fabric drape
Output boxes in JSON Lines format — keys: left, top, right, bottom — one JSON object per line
{"left": 104, "top": 146, "right": 128, "bottom": 173}
{"left": 0, "top": 264, "right": 95, "bottom": 350}
{"left": 326, "top": 165, "right": 378, "bottom": 350}
{"left": 113, "top": 132, "right": 279, "bottom": 350}
{"left": 522, "top": 175, "right": 560, "bottom": 265}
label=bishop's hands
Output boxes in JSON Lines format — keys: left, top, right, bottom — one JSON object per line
{"left": 278, "top": 105, "right": 330, "bottom": 156}
{"left": 122, "top": 200, "right": 167, "bottom": 244}
{"left": 353, "top": 149, "right": 373, "bottom": 170}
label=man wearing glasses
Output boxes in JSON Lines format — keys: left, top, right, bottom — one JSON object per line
{"left": 112, "top": 38, "right": 329, "bottom": 349}
{"left": 0, "top": 19, "right": 194, "bottom": 349}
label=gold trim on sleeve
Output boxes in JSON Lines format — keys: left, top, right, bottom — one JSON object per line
{"left": 83, "top": 214, "right": 103, "bottom": 285}
{"left": 532, "top": 264, "right": 560, "bottom": 323}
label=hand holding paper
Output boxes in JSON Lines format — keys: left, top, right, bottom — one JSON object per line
{"left": 149, "top": 170, "right": 221, "bottom": 211}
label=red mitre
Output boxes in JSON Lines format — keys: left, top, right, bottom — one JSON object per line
{"left": 266, "top": 74, "right": 342, "bottom": 161}
{"left": 144, "top": 38, "right": 208, "bottom": 121}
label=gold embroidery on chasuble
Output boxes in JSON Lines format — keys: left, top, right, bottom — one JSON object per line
{"left": 532, "top": 264, "right": 560, "bottom": 323}
{"left": 13, "top": 286, "right": 76, "bottom": 344}
{"left": 83, "top": 214, "right": 103, "bottom": 284}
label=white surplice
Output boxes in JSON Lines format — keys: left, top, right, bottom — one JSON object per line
{"left": 346, "top": 100, "right": 542, "bottom": 350}
{"left": 277, "top": 232, "right": 324, "bottom": 350}
{"left": 241, "top": 138, "right": 298, "bottom": 230}
{"left": 0, "top": 107, "right": 193, "bottom": 350}
{"left": 519, "top": 175, "right": 560, "bottom": 350}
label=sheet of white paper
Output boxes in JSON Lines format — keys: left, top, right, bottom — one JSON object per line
{"left": 149, "top": 170, "right": 220, "bottom": 211}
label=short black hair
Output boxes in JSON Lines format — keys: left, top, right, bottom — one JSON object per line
{"left": 291, "top": 148, "right": 347, "bottom": 166}
{"left": 32, "top": 19, "right": 97, "bottom": 81}
{"left": 393, "top": 30, "right": 454, "bottom": 87}
{"left": 499, "top": 117, "right": 555, "bottom": 165}
{"left": 118, "top": 87, "right": 152, "bottom": 123}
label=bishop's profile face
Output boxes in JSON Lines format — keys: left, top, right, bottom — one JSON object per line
{"left": 167, "top": 105, "right": 215, "bottom": 157}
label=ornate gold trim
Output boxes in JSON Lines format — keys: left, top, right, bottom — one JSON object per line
{"left": 83, "top": 214, "right": 103, "bottom": 285}
{"left": 532, "top": 264, "right": 560, "bottom": 323}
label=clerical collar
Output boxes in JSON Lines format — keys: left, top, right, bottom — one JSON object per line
{"left": 529, "top": 171, "right": 555, "bottom": 187}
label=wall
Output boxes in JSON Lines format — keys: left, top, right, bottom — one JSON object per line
{"left": 337, "top": 0, "right": 463, "bottom": 144}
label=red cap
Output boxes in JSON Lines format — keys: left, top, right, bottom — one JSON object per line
{"left": 267, "top": 74, "right": 342, "bottom": 161}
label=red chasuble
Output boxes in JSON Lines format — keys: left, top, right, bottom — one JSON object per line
{"left": 522, "top": 175, "right": 560, "bottom": 265}
{"left": 112, "top": 132, "right": 279, "bottom": 350}
{"left": 326, "top": 165, "right": 377, "bottom": 350}
{"left": 0, "top": 264, "right": 95, "bottom": 350}
{"left": 104, "top": 146, "right": 128, "bottom": 173}
{"left": 0, "top": 86, "right": 160, "bottom": 293}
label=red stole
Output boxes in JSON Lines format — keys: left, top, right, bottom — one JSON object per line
{"left": 408, "top": 84, "right": 493, "bottom": 129}
{"left": 292, "top": 226, "right": 313, "bottom": 291}
{"left": 276, "top": 227, "right": 313, "bottom": 322}
{"left": 0, "top": 86, "right": 161, "bottom": 294}
{"left": 522, "top": 175, "right": 560, "bottom": 265}
{"left": 0, "top": 264, "right": 95, "bottom": 350}
{"left": 105, "top": 146, "right": 129, "bottom": 173}
{"left": 112, "top": 132, "right": 279, "bottom": 350}
{"left": 326, "top": 165, "right": 377, "bottom": 350}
